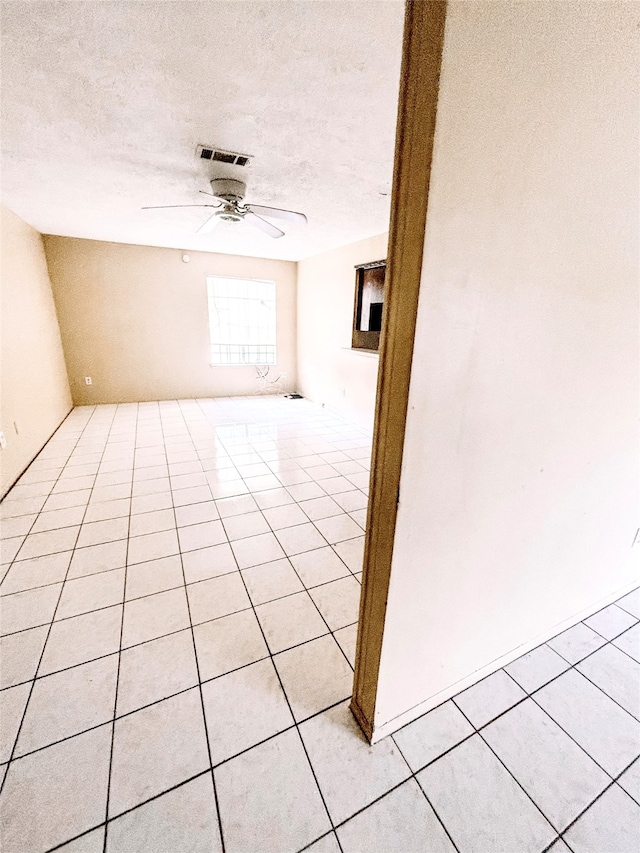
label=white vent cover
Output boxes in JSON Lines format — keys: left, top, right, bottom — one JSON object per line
{"left": 196, "top": 145, "right": 252, "bottom": 167}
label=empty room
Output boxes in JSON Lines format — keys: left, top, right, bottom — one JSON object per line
{"left": 0, "top": 2, "right": 638, "bottom": 852}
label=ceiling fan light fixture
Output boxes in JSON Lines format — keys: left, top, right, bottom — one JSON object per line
{"left": 216, "top": 207, "right": 244, "bottom": 223}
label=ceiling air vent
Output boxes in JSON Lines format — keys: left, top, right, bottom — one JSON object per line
{"left": 196, "top": 145, "right": 251, "bottom": 167}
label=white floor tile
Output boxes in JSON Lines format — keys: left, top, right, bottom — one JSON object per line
{"left": 17, "top": 526, "right": 80, "bottom": 561}
{"left": 308, "top": 575, "right": 361, "bottom": 631}
{"left": 116, "top": 628, "right": 199, "bottom": 716}
{"left": 0, "top": 625, "right": 49, "bottom": 688}
{"left": 617, "top": 588, "right": 640, "bottom": 619}
{"left": 547, "top": 622, "right": 607, "bottom": 664}
{"left": 187, "top": 572, "right": 250, "bottom": 625}
{"left": 56, "top": 826, "right": 105, "bottom": 852}
{"left": 106, "top": 774, "right": 223, "bottom": 853}
{"left": 181, "top": 542, "right": 237, "bottom": 583}
{"left": 127, "top": 528, "right": 179, "bottom": 565}
{"left": 453, "top": 669, "right": 526, "bottom": 728}
{"left": 121, "top": 587, "right": 190, "bottom": 647}
{"left": 214, "top": 727, "right": 331, "bottom": 853}
{"left": 0, "top": 724, "right": 112, "bottom": 853}
{"left": 300, "top": 700, "right": 410, "bottom": 825}
{"left": 68, "top": 540, "right": 127, "bottom": 579}
{"left": 194, "top": 608, "right": 269, "bottom": 681}
{"left": 40, "top": 605, "right": 123, "bottom": 675}
{"left": 178, "top": 519, "right": 227, "bottom": 552}
{"left": 563, "top": 784, "right": 640, "bottom": 853}
{"left": 84, "top": 498, "right": 131, "bottom": 523}
{"left": 203, "top": 658, "right": 294, "bottom": 764}
{"left": 274, "top": 634, "right": 354, "bottom": 721}
{"left": 394, "top": 700, "right": 474, "bottom": 772}
{"left": 0, "top": 583, "right": 62, "bottom": 634}
{"left": 215, "top": 494, "right": 259, "bottom": 518}
{"left": 174, "top": 500, "right": 220, "bottom": 527}
{"left": 417, "top": 735, "right": 555, "bottom": 853}
{"left": 290, "top": 546, "right": 351, "bottom": 587}
{"left": 334, "top": 622, "right": 358, "bottom": 668}
{"left": 256, "top": 591, "right": 328, "bottom": 653}
{"left": 505, "top": 644, "right": 570, "bottom": 692}
{"left": 275, "top": 522, "right": 328, "bottom": 556}
{"left": 0, "top": 681, "right": 31, "bottom": 763}
{"left": 314, "top": 514, "right": 363, "bottom": 545}
{"left": 30, "top": 506, "right": 86, "bottom": 534}
{"left": 483, "top": 699, "right": 610, "bottom": 830}
{"left": 128, "top": 507, "right": 175, "bottom": 538}
{"left": 56, "top": 568, "right": 125, "bottom": 620}
{"left": 15, "top": 655, "right": 118, "bottom": 756}
{"left": 109, "top": 688, "right": 209, "bottom": 817}
{"left": 613, "top": 623, "right": 640, "bottom": 663}
{"left": 304, "top": 833, "right": 341, "bottom": 853}
{"left": 221, "top": 511, "right": 270, "bottom": 541}
{"left": 253, "top": 488, "right": 294, "bottom": 510}
{"left": 230, "top": 531, "right": 286, "bottom": 569}
{"left": 577, "top": 644, "right": 640, "bottom": 720}
{"left": 535, "top": 669, "right": 640, "bottom": 776}
{"left": 241, "top": 558, "right": 304, "bottom": 605}
{"left": 262, "top": 503, "right": 309, "bottom": 530}
{"left": 332, "top": 536, "right": 365, "bottom": 573}
{"left": 337, "top": 778, "right": 455, "bottom": 853}
{"left": 125, "top": 554, "right": 184, "bottom": 599}
{"left": 0, "top": 551, "right": 72, "bottom": 595}
{"left": 76, "top": 517, "right": 129, "bottom": 549}
{"left": 618, "top": 758, "right": 640, "bottom": 805}
{"left": 584, "top": 604, "right": 638, "bottom": 640}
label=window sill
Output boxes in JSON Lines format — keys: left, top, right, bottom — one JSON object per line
{"left": 342, "top": 347, "right": 380, "bottom": 358}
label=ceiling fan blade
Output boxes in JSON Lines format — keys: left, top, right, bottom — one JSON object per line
{"left": 244, "top": 210, "right": 285, "bottom": 238}
{"left": 197, "top": 213, "right": 222, "bottom": 234}
{"left": 142, "top": 203, "right": 221, "bottom": 210}
{"left": 246, "top": 204, "right": 307, "bottom": 225}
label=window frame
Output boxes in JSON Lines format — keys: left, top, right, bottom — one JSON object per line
{"left": 206, "top": 274, "right": 277, "bottom": 367}
{"left": 352, "top": 260, "right": 387, "bottom": 352}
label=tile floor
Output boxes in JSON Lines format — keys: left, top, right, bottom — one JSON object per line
{"left": 0, "top": 396, "right": 638, "bottom": 853}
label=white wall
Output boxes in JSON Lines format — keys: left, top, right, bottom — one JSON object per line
{"left": 297, "top": 233, "right": 387, "bottom": 428}
{"left": 0, "top": 207, "right": 72, "bottom": 497}
{"left": 43, "top": 236, "right": 297, "bottom": 404}
{"left": 373, "top": 0, "right": 639, "bottom": 735}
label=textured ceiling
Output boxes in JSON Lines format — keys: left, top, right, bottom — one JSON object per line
{"left": 1, "top": 0, "right": 403, "bottom": 261}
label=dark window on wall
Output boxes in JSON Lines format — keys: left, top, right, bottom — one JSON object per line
{"left": 352, "top": 260, "right": 386, "bottom": 351}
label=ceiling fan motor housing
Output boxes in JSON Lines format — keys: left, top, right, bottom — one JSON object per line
{"left": 210, "top": 178, "right": 247, "bottom": 203}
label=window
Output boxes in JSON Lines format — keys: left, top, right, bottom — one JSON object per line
{"left": 352, "top": 260, "right": 386, "bottom": 351}
{"left": 206, "top": 276, "right": 276, "bottom": 365}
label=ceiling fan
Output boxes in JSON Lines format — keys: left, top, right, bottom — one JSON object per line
{"left": 142, "top": 178, "right": 307, "bottom": 239}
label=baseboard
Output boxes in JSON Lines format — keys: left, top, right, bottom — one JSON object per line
{"left": 367, "top": 576, "right": 640, "bottom": 743}
{"left": 0, "top": 406, "right": 73, "bottom": 501}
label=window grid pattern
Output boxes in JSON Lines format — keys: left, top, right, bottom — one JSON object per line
{"left": 206, "top": 276, "right": 276, "bottom": 365}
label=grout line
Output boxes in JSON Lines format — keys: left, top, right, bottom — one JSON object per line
{"left": 0, "top": 406, "right": 114, "bottom": 798}
{"left": 163, "top": 405, "right": 227, "bottom": 853}
{"left": 103, "top": 403, "right": 139, "bottom": 853}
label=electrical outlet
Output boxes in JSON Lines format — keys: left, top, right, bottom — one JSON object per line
{"left": 85, "top": 376, "right": 92, "bottom": 385}
{"left": 0, "top": 432, "right": 6, "bottom": 450}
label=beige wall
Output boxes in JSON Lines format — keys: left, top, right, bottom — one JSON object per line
{"left": 372, "top": 1, "right": 639, "bottom": 737}
{"left": 1, "top": 207, "right": 72, "bottom": 497}
{"left": 43, "top": 237, "right": 297, "bottom": 405}
{"left": 297, "top": 233, "right": 387, "bottom": 428}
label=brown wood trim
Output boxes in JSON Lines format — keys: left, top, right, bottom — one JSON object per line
{"left": 349, "top": 694, "right": 374, "bottom": 742}
{"left": 350, "top": 0, "right": 447, "bottom": 741}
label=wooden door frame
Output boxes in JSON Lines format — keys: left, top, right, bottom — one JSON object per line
{"left": 350, "top": 0, "right": 448, "bottom": 742}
